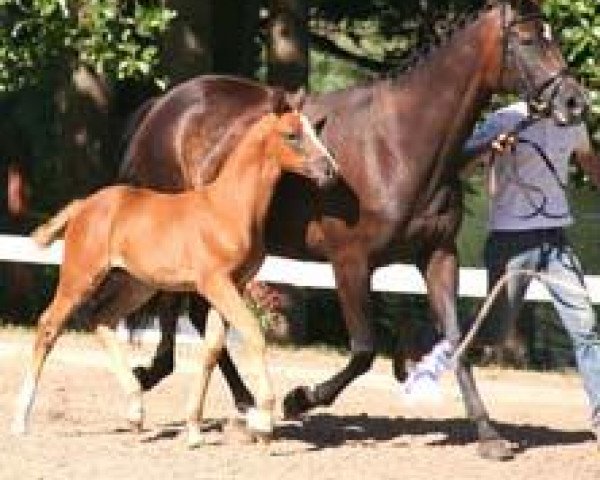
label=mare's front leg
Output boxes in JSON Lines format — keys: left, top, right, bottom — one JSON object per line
{"left": 418, "top": 246, "right": 513, "bottom": 461}
{"left": 283, "top": 246, "right": 376, "bottom": 418}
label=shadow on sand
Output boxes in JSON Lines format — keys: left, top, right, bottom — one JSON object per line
{"left": 275, "top": 414, "right": 593, "bottom": 454}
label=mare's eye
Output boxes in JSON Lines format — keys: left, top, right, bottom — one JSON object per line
{"left": 517, "top": 36, "right": 537, "bottom": 48}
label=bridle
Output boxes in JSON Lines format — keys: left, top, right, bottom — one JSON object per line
{"left": 500, "top": 2, "right": 569, "bottom": 116}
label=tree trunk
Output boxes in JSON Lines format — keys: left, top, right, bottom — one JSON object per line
{"left": 211, "top": 0, "right": 261, "bottom": 77}
{"left": 162, "top": 0, "right": 213, "bottom": 84}
{"left": 267, "top": 0, "right": 309, "bottom": 90}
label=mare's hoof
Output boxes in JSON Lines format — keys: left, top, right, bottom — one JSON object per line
{"left": 477, "top": 438, "right": 514, "bottom": 461}
{"left": 234, "top": 399, "right": 255, "bottom": 415}
{"left": 132, "top": 366, "right": 153, "bottom": 392}
{"left": 283, "top": 386, "right": 315, "bottom": 419}
{"left": 251, "top": 430, "right": 273, "bottom": 445}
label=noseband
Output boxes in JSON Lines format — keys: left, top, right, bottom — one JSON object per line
{"left": 500, "top": 4, "right": 568, "bottom": 115}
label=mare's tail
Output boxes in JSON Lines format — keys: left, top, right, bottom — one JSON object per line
{"left": 31, "top": 200, "right": 83, "bottom": 247}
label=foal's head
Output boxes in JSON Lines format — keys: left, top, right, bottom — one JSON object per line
{"left": 259, "top": 93, "right": 338, "bottom": 188}
{"left": 485, "top": 0, "right": 588, "bottom": 125}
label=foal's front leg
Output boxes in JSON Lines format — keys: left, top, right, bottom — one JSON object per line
{"left": 187, "top": 276, "right": 274, "bottom": 446}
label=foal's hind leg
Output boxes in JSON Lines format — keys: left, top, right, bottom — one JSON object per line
{"left": 88, "top": 273, "right": 155, "bottom": 430}
{"left": 12, "top": 273, "right": 98, "bottom": 434}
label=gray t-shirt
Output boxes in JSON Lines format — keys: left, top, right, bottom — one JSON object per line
{"left": 464, "top": 102, "right": 591, "bottom": 231}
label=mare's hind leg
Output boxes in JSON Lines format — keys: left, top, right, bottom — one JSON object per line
{"left": 284, "top": 247, "right": 376, "bottom": 418}
{"left": 418, "top": 246, "right": 513, "bottom": 461}
{"left": 132, "top": 293, "right": 182, "bottom": 391}
{"left": 12, "top": 270, "right": 103, "bottom": 434}
{"left": 132, "top": 293, "right": 255, "bottom": 413}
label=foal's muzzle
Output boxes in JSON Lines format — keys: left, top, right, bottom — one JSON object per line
{"left": 310, "top": 155, "right": 339, "bottom": 188}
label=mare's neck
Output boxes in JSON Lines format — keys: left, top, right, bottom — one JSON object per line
{"left": 386, "top": 10, "right": 498, "bottom": 173}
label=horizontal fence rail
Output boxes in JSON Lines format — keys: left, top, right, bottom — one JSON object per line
{"left": 1, "top": 233, "right": 600, "bottom": 304}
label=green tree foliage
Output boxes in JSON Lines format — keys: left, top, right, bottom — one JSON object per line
{"left": 0, "top": 0, "right": 176, "bottom": 93}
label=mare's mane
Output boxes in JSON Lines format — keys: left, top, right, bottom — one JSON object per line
{"left": 383, "top": 0, "right": 538, "bottom": 81}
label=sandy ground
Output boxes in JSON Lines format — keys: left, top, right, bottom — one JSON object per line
{"left": 1, "top": 329, "right": 599, "bottom": 480}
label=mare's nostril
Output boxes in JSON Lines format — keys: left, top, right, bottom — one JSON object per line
{"left": 565, "top": 97, "right": 578, "bottom": 110}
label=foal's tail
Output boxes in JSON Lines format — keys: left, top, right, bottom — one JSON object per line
{"left": 32, "top": 200, "right": 83, "bottom": 247}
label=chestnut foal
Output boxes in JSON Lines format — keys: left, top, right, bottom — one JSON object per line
{"left": 12, "top": 108, "right": 337, "bottom": 446}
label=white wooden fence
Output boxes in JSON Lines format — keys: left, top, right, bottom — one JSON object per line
{"left": 2, "top": 233, "right": 600, "bottom": 303}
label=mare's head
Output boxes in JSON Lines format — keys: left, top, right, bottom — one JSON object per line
{"left": 260, "top": 89, "right": 338, "bottom": 188}
{"left": 484, "top": 0, "right": 587, "bottom": 124}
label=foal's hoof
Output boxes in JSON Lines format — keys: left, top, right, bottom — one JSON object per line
{"left": 128, "top": 420, "right": 144, "bottom": 433}
{"left": 223, "top": 417, "right": 256, "bottom": 445}
{"left": 187, "top": 424, "right": 205, "bottom": 449}
{"left": 246, "top": 408, "right": 274, "bottom": 438}
{"left": 477, "top": 438, "right": 514, "bottom": 461}
{"left": 283, "top": 386, "right": 315, "bottom": 419}
{"left": 10, "top": 419, "right": 28, "bottom": 436}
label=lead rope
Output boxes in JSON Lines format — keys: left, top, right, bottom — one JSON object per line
{"left": 450, "top": 267, "right": 589, "bottom": 365}
{"left": 401, "top": 267, "right": 589, "bottom": 400}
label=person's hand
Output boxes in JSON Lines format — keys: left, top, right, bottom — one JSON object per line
{"left": 491, "top": 133, "right": 517, "bottom": 153}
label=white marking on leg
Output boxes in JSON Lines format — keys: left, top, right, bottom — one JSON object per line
{"left": 246, "top": 407, "right": 273, "bottom": 434}
{"left": 12, "top": 372, "right": 37, "bottom": 435}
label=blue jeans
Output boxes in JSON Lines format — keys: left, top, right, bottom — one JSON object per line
{"left": 483, "top": 228, "right": 600, "bottom": 427}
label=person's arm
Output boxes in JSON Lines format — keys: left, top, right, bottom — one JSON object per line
{"left": 571, "top": 123, "right": 600, "bottom": 189}
{"left": 573, "top": 148, "right": 600, "bottom": 189}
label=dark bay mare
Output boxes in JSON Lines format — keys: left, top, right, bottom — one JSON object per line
{"left": 120, "top": 0, "right": 587, "bottom": 460}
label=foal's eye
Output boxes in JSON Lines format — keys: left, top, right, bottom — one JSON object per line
{"left": 282, "top": 131, "right": 301, "bottom": 143}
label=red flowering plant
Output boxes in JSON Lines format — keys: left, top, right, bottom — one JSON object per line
{"left": 244, "top": 281, "right": 291, "bottom": 341}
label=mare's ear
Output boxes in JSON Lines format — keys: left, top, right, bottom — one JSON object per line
{"left": 509, "top": 0, "right": 543, "bottom": 13}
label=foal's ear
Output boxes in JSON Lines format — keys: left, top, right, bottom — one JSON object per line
{"left": 272, "top": 86, "right": 306, "bottom": 115}
{"left": 285, "top": 87, "right": 306, "bottom": 112}
{"left": 271, "top": 87, "right": 290, "bottom": 115}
